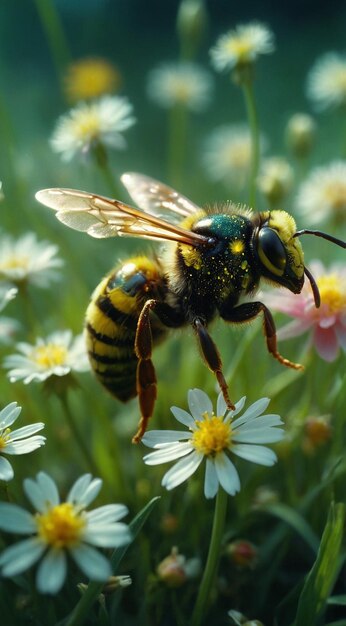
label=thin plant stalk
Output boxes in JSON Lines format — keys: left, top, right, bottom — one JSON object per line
{"left": 34, "top": 0, "right": 71, "bottom": 79}
{"left": 241, "top": 78, "right": 260, "bottom": 210}
{"left": 191, "top": 487, "right": 228, "bottom": 626}
{"left": 168, "top": 104, "right": 188, "bottom": 188}
{"left": 93, "top": 143, "right": 124, "bottom": 199}
{"left": 59, "top": 391, "right": 99, "bottom": 477}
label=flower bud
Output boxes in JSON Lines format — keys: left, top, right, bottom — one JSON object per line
{"left": 226, "top": 540, "right": 258, "bottom": 568}
{"left": 286, "top": 113, "right": 316, "bottom": 158}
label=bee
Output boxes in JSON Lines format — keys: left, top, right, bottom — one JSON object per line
{"left": 36, "top": 173, "right": 346, "bottom": 442}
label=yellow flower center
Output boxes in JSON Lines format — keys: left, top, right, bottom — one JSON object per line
{"left": 31, "top": 344, "right": 68, "bottom": 369}
{"left": 171, "top": 79, "right": 192, "bottom": 103}
{"left": 191, "top": 413, "right": 232, "bottom": 456}
{"left": 36, "top": 503, "right": 86, "bottom": 548}
{"left": 324, "top": 181, "right": 346, "bottom": 211}
{"left": 226, "top": 38, "right": 253, "bottom": 62}
{"left": 0, "top": 254, "right": 30, "bottom": 271}
{"left": 73, "top": 110, "right": 102, "bottom": 140}
{"left": 317, "top": 274, "right": 346, "bottom": 313}
{"left": 0, "top": 428, "right": 10, "bottom": 450}
{"left": 331, "top": 68, "right": 346, "bottom": 93}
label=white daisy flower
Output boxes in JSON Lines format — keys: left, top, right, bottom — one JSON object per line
{"left": 4, "top": 330, "right": 90, "bottom": 384}
{"left": 210, "top": 22, "right": 274, "bottom": 73}
{"left": 50, "top": 95, "right": 136, "bottom": 162}
{"left": 203, "top": 124, "right": 267, "bottom": 189}
{"left": 295, "top": 160, "right": 346, "bottom": 224}
{"left": 257, "top": 157, "right": 294, "bottom": 207}
{"left": 307, "top": 52, "right": 346, "bottom": 111}
{"left": 142, "top": 389, "right": 284, "bottom": 499}
{"left": 147, "top": 62, "right": 213, "bottom": 112}
{"left": 285, "top": 113, "right": 316, "bottom": 158}
{"left": 0, "top": 472, "right": 131, "bottom": 594}
{"left": 0, "top": 232, "right": 63, "bottom": 288}
{"left": 0, "top": 402, "right": 45, "bottom": 481}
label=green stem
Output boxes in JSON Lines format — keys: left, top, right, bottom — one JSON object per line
{"left": 191, "top": 488, "right": 228, "bottom": 626}
{"left": 93, "top": 144, "right": 124, "bottom": 198}
{"left": 168, "top": 104, "right": 188, "bottom": 188}
{"left": 33, "top": 0, "right": 71, "bottom": 79}
{"left": 59, "top": 392, "right": 99, "bottom": 477}
{"left": 241, "top": 78, "right": 260, "bottom": 210}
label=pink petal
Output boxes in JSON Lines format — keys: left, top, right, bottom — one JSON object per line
{"left": 335, "top": 323, "right": 346, "bottom": 351}
{"left": 313, "top": 327, "right": 339, "bottom": 362}
{"left": 278, "top": 319, "right": 313, "bottom": 340}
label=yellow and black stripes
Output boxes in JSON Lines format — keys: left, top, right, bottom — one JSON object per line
{"left": 85, "top": 256, "right": 168, "bottom": 402}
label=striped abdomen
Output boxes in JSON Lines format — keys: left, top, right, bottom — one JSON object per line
{"left": 85, "top": 256, "right": 167, "bottom": 402}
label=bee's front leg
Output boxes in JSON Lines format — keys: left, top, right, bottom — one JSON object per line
{"left": 193, "top": 318, "right": 235, "bottom": 411}
{"left": 219, "top": 300, "right": 304, "bottom": 370}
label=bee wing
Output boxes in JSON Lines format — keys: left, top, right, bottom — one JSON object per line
{"left": 121, "top": 172, "right": 201, "bottom": 222}
{"left": 35, "top": 188, "right": 210, "bottom": 246}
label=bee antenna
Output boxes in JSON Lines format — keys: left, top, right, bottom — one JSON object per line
{"left": 294, "top": 229, "right": 346, "bottom": 249}
{"left": 304, "top": 265, "right": 320, "bottom": 308}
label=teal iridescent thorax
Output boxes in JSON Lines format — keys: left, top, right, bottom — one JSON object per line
{"left": 179, "top": 213, "right": 258, "bottom": 298}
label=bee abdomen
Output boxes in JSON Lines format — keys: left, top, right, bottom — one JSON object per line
{"left": 85, "top": 257, "right": 168, "bottom": 403}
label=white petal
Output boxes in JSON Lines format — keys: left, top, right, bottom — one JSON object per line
{"left": 188, "top": 389, "right": 213, "bottom": 420}
{"left": 70, "top": 544, "right": 111, "bottom": 581}
{"left": 233, "top": 427, "right": 284, "bottom": 444}
{"left": 9, "top": 423, "right": 45, "bottom": 440}
{"left": 204, "top": 458, "right": 219, "bottom": 499}
{"left": 231, "top": 397, "right": 270, "bottom": 428}
{"left": 161, "top": 451, "right": 204, "bottom": 490}
{"left": 36, "top": 549, "right": 67, "bottom": 594}
{"left": 69, "top": 476, "right": 102, "bottom": 508}
{"left": 83, "top": 522, "right": 131, "bottom": 547}
{"left": 214, "top": 453, "right": 240, "bottom": 495}
{"left": 170, "top": 406, "right": 195, "bottom": 428}
{"left": 216, "top": 392, "right": 227, "bottom": 416}
{"left": 67, "top": 474, "right": 92, "bottom": 503}
{"left": 0, "top": 455, "right": 14, "bottom": 481}
{"left": 223, "top": 396, "right": 247, "bottom": 423}
{"left": 0, "top": 402, "right": 21, "bottom": 428}
{"left": 0, "top": 538, "right": 45, "bottom": 576}
{"left": 232, "top": 443, "right": 277, "bottom": 466}
{"left": 86, "top": 504, "right": 128, "bottom": 523}
{"left": 238, "top": 414, "right": 283, "bottom": 428}
{"left": 142, "top": 430, "right": 191, "bottom": 447}
{"left": 5, "top": 436, "right": 46, "bottom": 455}
{"left": 143, "top": 442, "right": 193, "bottom": 465}
{"left": 0, "top": 503, "right": 36, "bottom": 533}
{"left": 24, "top": 472, "right": 59, "bottom": 512}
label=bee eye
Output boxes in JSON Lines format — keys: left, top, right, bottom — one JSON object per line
{"left": 257, "top": 227, "right": 287, "bottom": 276}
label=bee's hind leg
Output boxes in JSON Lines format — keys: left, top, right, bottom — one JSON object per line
{"left": 133, "top": 299, "right": 184, "bottom": 443}
{"left": 193, "top": 318, "right": 235, "bottom": 411}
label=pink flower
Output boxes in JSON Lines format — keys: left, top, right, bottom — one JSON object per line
{"left": 262, "top": 261, "right": 346, "bottom": 362}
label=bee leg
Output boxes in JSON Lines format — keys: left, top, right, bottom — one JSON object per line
{"left": 220, "top": 301, "right": 304, "bottom": 370}
{"left": 133, "top": 299, "right": 185, "bottom": 443}
{"left": 193, "top": 318, "right": 235, "bottom": 411}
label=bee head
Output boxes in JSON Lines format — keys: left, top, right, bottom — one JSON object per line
{"left": 255, "top": 210, "right": 305, "bottom": 294}
{"left": 256, "top": 211, "right": 346, "bottom": 308}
